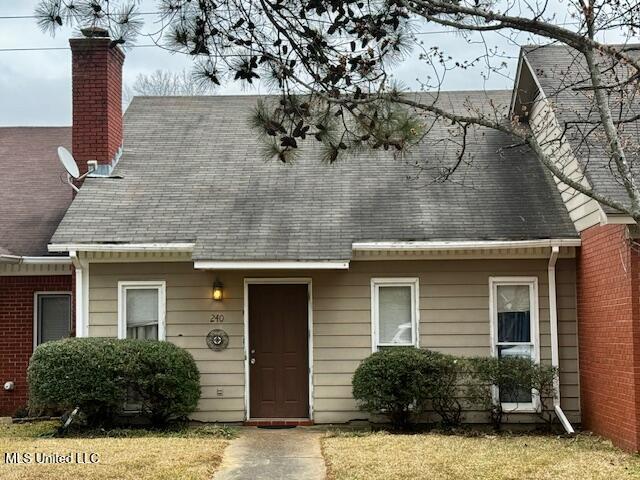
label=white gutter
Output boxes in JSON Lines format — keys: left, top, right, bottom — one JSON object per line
{"left": 0, "top": 255, "right": 72, "bottom": 265}
{"left": 70, "top": 251, "right": 89, "bottom": 338}
{"left": 194, "top": 260, "right": 350, "bottom": 270}
{"left": 48, "top": 243, "right": 195, "bottom": 253}
{"left": 353, "top": 239, "right": 581, "bottom": 252}
{"left": 548, "top": 245, "right": 575, "bottom": 434}
{"left": 22, "top": 256, "right": 72, "bottom": 264}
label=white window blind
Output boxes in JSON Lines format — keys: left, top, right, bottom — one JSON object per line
{"left": 372, "top": 278, "right": 419, "bottom": 350}
{"left": 36, "top": 294, "right": 71, "bottom": 345}
{"left": 118, "top": 282, "right": 166, "bottom": 341}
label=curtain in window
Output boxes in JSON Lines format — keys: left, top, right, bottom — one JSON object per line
{"left": 496, "top": 284, "right": 533, "bottom": 403}
{"left": 126, "top": 289, "right": 159, "bottom": 340}
{"left": 378, "top": 286, "right": 412, "bottom": 344}
{"left": 497, "top": 285, "right": 531, "bottom": 343}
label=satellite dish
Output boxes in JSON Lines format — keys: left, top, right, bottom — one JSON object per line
{"left": 57, "top": 146, "right": 80, "bottom": 179}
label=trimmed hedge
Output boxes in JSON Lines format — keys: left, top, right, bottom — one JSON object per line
{"left": 28, "top": 338, "right": 201, "bottom": 426}
{"left": 352, "top": 348, "right": 460, "bottom": 429}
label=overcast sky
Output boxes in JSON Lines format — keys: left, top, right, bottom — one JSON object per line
{"left": 0, "top": 1, "right": 627, "bottom": 126}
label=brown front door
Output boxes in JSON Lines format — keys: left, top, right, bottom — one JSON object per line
{"left": 249, "top": 283, "right": 309, "bottom": 419}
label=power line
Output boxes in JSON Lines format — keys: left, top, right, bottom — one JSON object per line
{"left": 0, "top": 27, "right": 575, "bottom": 52}
{"left": 0, "top": 24, "right": 586, "bottom": 53}
{"left": 0, "top": 12, "right": 165, "bottom": 20}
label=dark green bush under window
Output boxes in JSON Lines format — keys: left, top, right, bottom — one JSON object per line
{"left": 352, "top": 347, "right": 461, "bottom": 429}
{"left": 28, "top": 337, "right": 201, "bottom": 426}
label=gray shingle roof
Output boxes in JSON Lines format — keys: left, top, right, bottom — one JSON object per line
{"left": 523, "top": 44, "right": 640, "bottom": 214}
{"left": 0, "top": 127, "right": 73, "bottom": 256}
{"left": 51, "top": 92, "right": 577, "bottom": 261}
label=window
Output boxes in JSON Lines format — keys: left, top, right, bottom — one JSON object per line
{"left": 118, "top": 281, "right": 166, "bottom": 341}
{"left": 371, "top": 278, "right": 419, "bottom": 350}
{"left": 489, "top": 277, "right": 539, "bottom": 411}
{"left": 34, "top": 293, "right": 71, "bottom": 346}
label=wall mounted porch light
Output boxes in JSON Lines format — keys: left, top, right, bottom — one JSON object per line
{"left": 212, "top": 279, "right": 224, "bottom": 301}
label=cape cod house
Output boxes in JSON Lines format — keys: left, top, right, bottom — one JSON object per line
{"left": 49, "top": 31, "right": 583, "bottom": 430}
{"left": 3, "top": 28, "right": 639, "bottom": 451}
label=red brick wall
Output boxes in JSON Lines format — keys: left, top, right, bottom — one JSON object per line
{"left": 578, "top": 223, "right": 640, "bottom": 451}
{"left": 0, "top": 275, "right": 72, "bottom": 416}
{"left": 70, "top": 36, "right": 124, "bottom": 175}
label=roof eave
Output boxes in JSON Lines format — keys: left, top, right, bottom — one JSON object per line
{"left": 352, "top": 239, "right": 581, "bottom": 251}
{"left": 48, "top": 242, "right": 196, "bottom": 253}
{"left": 194, "top": 260, "right": 350, "bottom": 270}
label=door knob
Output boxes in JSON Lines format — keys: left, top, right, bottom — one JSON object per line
{"left": 250, "top": 358, "right": 256, "bottom": 365}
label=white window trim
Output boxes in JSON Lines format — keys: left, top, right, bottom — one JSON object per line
{"left": 489, "top": 276, "right": 540, "bottom": 413}
{"left": 371, "top": 277, "right": 420, "bottom": 351}
{"left": 117, "top": 281, "right": 166, "bottom": 341}
{"left": 33, "top": 291, "right": 72, "bottom": 349}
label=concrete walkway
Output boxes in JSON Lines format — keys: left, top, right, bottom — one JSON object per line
{"left": 212, "top": 427, "right": 326, "bottom": 480}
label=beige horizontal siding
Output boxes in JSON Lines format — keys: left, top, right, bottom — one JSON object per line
{"left": 529, "top": 94, "right": 601, "bottom": 232}
{"left": 87, "top": 258, "right": 579, "bottom": 425}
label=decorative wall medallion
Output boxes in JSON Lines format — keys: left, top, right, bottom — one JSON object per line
{"left": 206, "top": 329, "right": 229, "bottom": 351}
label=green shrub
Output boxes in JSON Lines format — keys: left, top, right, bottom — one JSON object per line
{"left": 427, "top": 352, "right": 463, "bottom": 427}
{"left": 465, "top": 356, "right": 557, "bottom": 429}
{"left": 28, "top": 338, "right": 201, "bottom": 427}
{"left": 352, "top": 348, "right": 462, "bottom": 429}
{"left": 123, "top": 340, "right": 201, "bottom": 425}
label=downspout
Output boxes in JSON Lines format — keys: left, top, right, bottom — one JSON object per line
{"left": 548, "top": 245, "right": 576, "bottom": 434}
{"left": 70, "top": 250, "right": 88, "bottom": 338}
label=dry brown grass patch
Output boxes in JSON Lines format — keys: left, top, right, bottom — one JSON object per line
{"left": 322, "top": 431, "right": 640, "bottom": 480}
{"left": 0, "top": 422, "right": 229, "bottom": 480}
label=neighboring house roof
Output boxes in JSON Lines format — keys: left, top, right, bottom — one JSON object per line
{"left": 0, "top": 127, "right": 73, "bottom": 257}
{"left": 51, "top": 92, "right": 577, "bottom": 261}
{"left": 522, "top": 44, "right": 640, "bottom": 214}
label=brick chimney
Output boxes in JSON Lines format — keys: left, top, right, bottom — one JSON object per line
{"left": 69, "top": 27, "right": 125, "bottom": 176}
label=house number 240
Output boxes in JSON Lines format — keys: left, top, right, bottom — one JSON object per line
{"left": 210, "top": 313, "right": 225, "bottom": 323}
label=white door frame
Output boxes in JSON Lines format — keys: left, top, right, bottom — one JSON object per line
{"left": 243, "top": 278, "right": 313, "bottom": 420}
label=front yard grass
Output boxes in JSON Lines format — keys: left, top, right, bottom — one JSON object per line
{"left": 0, "top": 421, "right": 232, "bottom": 480}
{"left": 322, "top": 431, "right": 640, "bottom": 480}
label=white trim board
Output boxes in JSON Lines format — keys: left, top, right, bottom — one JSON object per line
{"left": 196, "top": 260, "right": 349, "bottom": 270}
{"left": 0, "top": 256, "right": 72, "bottom": 265}
{"left": 117, "top": 280, "right": 167, "bottom": 341}
{"left": 49, "top": 243, "right": 195, "bottom": 253}
{"left": 488, "top": 276, "right": 541, "bottom": 413}
{"left": 600, "top": 213, "right": 636, "bottom": 225}
{"left": 370, "top": 277, "right": 420, "bottom": 351}
{"left": 243, "top": 278, "right": 314, "bottom": 421}
{"left": 353, "top": 239, "right": 581, "bottom": 251}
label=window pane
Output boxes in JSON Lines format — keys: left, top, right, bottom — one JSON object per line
{"left": 497, "top": 285, "right": 531, "bottom": 342}
{"left": 498, "top": 344, "right": 533, "bottom": 359}
{"left": 498, "top": 345, "right": 533, "bottom": 403}
{"left": 500, "top": 384, "right": 533, "bottom": 404}
{"left": 378, "top": 286, "right": 412, "bottom": 344}
{"left": 127, "top": 324, "right": 158, "bottom": 340}
{"left": 38, "top": 295, "right": 71, "bottom": 344}
{"left": 126, "top": 288, "right": 159, "bottom": 340}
